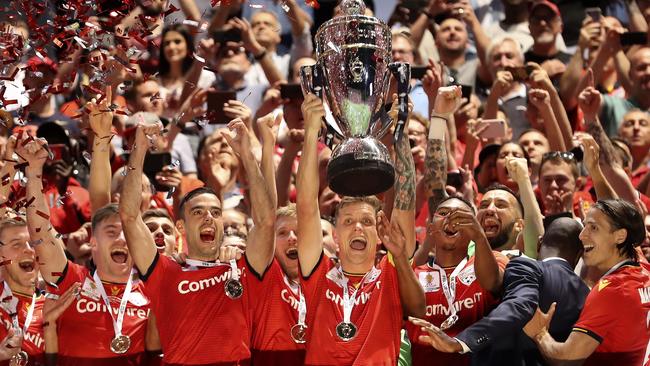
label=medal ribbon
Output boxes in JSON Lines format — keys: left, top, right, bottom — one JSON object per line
{"left": 92, "top": 270, "right": 133, "bottom": 338}
{"left": 602, "top": 259, "right": 636, "bottom": 277}
{"left": 336, "top": 266, "right": 380, "bottom": 325}
{"left": 429, "top": 257, "right": 468, "bottom": 327}
{"left": 229, "top": 259, "right": 239, "bottom": 281}
{"left": 184, "top": 258, "right": 230, "bottom": 270}
{"left": 2, "top": 282, "right": 36, "bottom": 335}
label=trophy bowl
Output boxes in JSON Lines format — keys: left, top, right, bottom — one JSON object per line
{"left": 302, "top": 0, "right": 410, "bottom": 197}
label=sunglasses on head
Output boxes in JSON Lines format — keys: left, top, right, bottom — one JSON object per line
{"left": 542, "top": 147, "right": 584, "bottom": 164}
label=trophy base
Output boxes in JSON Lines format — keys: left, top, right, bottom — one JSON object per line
{"left": 327, "top": 153, "right": 395, "bottom": 197}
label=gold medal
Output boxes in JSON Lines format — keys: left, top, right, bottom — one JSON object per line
{"left": 110, "top": 335, "right": 131, "bottom": 354}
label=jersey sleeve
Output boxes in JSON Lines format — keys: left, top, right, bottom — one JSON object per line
{"left": 46, "top": 261, "right": 86, "bottom": 294}
{"left": 572, "top": 282, "right": 620, "bottom": 343}
{"left": 140, "top": 253, "right": 173, "bottom": 303}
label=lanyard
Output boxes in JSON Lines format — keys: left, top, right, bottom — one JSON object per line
{"left": 335, "top": 266, "right": 380, "bottom": 324}
{"left": 92, "top": 271, "right": 133, "bottom": 338}
{"left": 429, "top": 257, "right": 468, "bottom": 327}
{"left": 229, "top": 259, "right": 239, "bottom": 281}
{"left": 184, "top": 258, "right": 238, "bottom": 280}
{"left": 2, "top": 282, "right": 36, "bottom": 334}
{"left": 284, "top": 275, "right": 306, "bottom": 326}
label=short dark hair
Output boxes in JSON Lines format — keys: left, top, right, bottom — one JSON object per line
{"left": 435, "top": 196, "right": 476, "bottom": 215}
{"left": 92, "top": 203, "right": 120, "bottom": 232}
{"left": 483, "top": 183, "right": 525, "bottom": 218}
{"left": 592, "top": 199, "right": 645, "bottom": 261}
{"left": 179, "top": 187, "right": 220, "bottom": 219}
{"left": 142, "top": 208, "right": 173, "bottom": 222}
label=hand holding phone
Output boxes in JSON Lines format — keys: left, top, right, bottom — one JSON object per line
{"left": 477, "top": 119, "right": 507, "bottom": 139}
{"left": 505, "top": 66, "right": 534, "bottom": 82}
{"left": 207, "top": 91, "right": 238, "bottom": 125}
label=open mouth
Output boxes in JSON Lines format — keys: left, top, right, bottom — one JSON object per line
{"left": 18, "top": 259, "right": 34, "bottom": 273}
{"left": 110, "top": 248, "right": 129, "bottom": 264}
{"left": 349, "top": 237, "right": 367, "bottom": 251}
{"left": 285, "top": 247, "right": 298, "bottom": 260}
{"left": 583, "top": 245, "right": 595, "bottom": 253}
{"left": 200, "top": 227, "right": 216, "bottom": 242}
{"left": 442, "top": 224, "right": 459, "bottom": 238}
{"left": 154, "top": 234, "right": 166, "bottom": 250}
{"left": 482, "top": 218, "right": 500, "bottom": 237}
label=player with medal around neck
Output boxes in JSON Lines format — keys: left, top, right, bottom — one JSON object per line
{"left": 296, "top": 93, "right": 425, "bottom": 365}
{"left": 0, "top": 218, "right": 45, "bottom": 365}
{"left": 120, "top": 119, "right": 276, "bottom": 365}
{"left": 20, "top": 96, "right": 159, "bottom": 364}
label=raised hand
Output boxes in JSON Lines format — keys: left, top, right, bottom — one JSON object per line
{"left": 15, "top": 133, "right": 49, "bottom": 172}
{"left": 221, "top": 118, "right": 252, "bottom": 158}
{"left": 86, "top": 85, "right": 114, "bottom": 138}
{"left": 223, "top": 100, "right": 253, "bottom": 127}
{"left": 491, "top": 70, "right": 514, "bottom": 98}
{"left": 229, "top": 17, "right": 264, "bottom": 55}
{"left": 155, "top": 166, "right": 182, "bottom": 191}
{"left": 423, "top": 59, "right": 443, "bottom": 103}
{"left": 445, "top": 208, "right": 485, "bottom": 239}
{"left": 377, "top": 210, "right": 407, "bottom": 260}
{"left": 179, "top": 88, "right": 208, "bottom": 124}
{"left": 527, "top": 88, "right": 551, "bottom": 110}
{"left": 43, "top": 283, "right": 81, "bottom": 329}
{"left": 577, "top": 77, "right": 602, "bottom": 121}
{"left": 217, "top": 244, "right": 244, "bottom": 262}
{"left": 528, "top": 66, "right": 554, "bottom": 92}
{"left": 433, "top": 85, "right": 462, "bottom": 116}
{"left": 257, "top": 111, "right": 282, "bottom": 147}
{"left": 300, "top": 94, "right": 325, "bottom": 134}
{"left": 0, "top": 327, "right": 23, "bottom": 361}
{"left": 505, "top": 156, "right": 530, "bottom": 185}
{"left": 134, "top": 120, "right": 164, "bottom": 152}
{"left": 409, "top": 317, "right": 463, "bottom": 353}
{"left": 576, "top": 133, "right": 600, "bottom": 174}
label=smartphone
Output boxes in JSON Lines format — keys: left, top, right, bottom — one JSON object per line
{"left": 48, "top": 144, "right": 68, "bottom": 161}
{"left": 569, "top": 145, "right": 584, "bottom": 163}
{"left": 460, "top": 84, "right": 472, "bottom": 100}
{"left": 505, "top": 65, "right": 535, "bottom": 82}
{"left": 207, "top": 91, "right": 237, "bottom": 124}
{"left": 477, "top": 119, "right": 507, "bottom": 139}
{"left": 585, "top": 7, "right": 601, "bottom": 22}
{"left": 410, "top": 66, "right": 427, "bottom": 80}
{"left": 280, "top": 83, "right": 303, "bottom": 99}
{"left": 212, "top": 28, "right": 242, "bottom": 44}
{"left": 446, "top": 172, "right": 462, "bottom": 188}
{"left": 620, "top": 32, "right": 647, "bottom": 46}
{"left": 143, "top": 152, "right": 172, "bottom": 192}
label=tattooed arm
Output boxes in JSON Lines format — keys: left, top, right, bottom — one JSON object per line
{"left": 579, "top": 86, "right": 637, "bottom": 204}
{"left": 391, "top": 100, "right": 417, "bottom": 257}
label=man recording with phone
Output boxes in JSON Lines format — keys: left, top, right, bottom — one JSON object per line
{"left": 524, "top": 1, "right": 571, "bottom": 82}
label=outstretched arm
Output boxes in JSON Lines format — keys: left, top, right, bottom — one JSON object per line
{"left": 378, "top": 211, "right": 425, "bottom": 318}
{"left": 506, "top": 157, "right": 544, "bottom": 259}
{"left": 21, "top": 136, "right": 67, "bottom": 284}
{"left": 222, "top": 118, "right": 275, "bottom": 274}
{"left": 87, "top": 86, "right": 114, "bottom": 215}
{"left": 119, "top": 123, "right": 161, "bottom": 274}
{"left": 297, "top": 94, "right": 325, "bottom": 276}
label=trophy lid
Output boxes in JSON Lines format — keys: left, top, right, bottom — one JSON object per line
{"left": 340, "top": 0, "right": 366, "bottom": 16}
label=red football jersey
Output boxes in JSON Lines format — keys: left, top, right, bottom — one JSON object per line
{"left": 249, "top": 259, "right": 305, "bottom": 365}
{"left": 48, "top": 261, "right": 150, "bottom": 366}
{"left": 573, "top": 262, "right": 650, "bottom": 366}
{"left": 407, "top": 254, "right": 506, "bottom": 366}
{"left": 0, "top": 290, "right": 45, "bottom": 365}
{"left": 301, "top": 255, "right": 402, "bottom": 366}
{"left": 142, "top": 253, "right": 255, "bottom": 365}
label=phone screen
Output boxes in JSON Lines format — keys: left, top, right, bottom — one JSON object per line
{"left": 143, "top": 152, "right": 172, "bottom": 192}
{"left": 280, "top": 84, "right": 303, "bottom": 99}
{"left": 207, "top": 91, "right": 238, "bottom": 124}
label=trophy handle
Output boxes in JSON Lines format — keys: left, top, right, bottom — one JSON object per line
{"left": 388, "top": 62, "right": 411, "bottom": 145}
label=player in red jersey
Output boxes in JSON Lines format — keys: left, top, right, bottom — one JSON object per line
{"left": 296, "top": 90, "right": 425, "bottom": 365}
{"left": 407, "top": 196, "right": 505, "bottom": 366}
{"left": 120, "top": 117, "right": 275, "bottom": 365}
{"left": 21, "top": 134, "right": 160, "bottom": 365}
{"left": 248, "top": 204, "right": 306, "bottom": 365}
{"left": 525, "top": 199, "right": 650, "bottom": 365}
{"left": 0, "top": 218, "right": 45, "bottom": 366}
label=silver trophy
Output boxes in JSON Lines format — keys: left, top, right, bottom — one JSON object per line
{"left": 301, "top": 0, "right": 410, "bottom": 197}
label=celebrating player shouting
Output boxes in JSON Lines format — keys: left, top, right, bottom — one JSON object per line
{"left": 22, "top": 136, "right": 159, "bottom": 364}
{"left": 296, "top": 92, "right": 425, "bottom": 365}
{"left": 120, "top": 117, "right": 275, "bottom": 364}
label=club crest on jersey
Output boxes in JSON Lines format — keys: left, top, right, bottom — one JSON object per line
{"left": 418, "top": 272, "right": 440, "bottom": 292}
{"left": 458, "top": 265, "right": 476, "bottom": 286}
{"left": 81, "top": 278, "right": 101, "bottom": 300}
{"left": 128, "top": 291, "right": 149, "bottom": 307}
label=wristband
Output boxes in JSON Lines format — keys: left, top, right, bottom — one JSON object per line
{"left": 428, "top": 112, "right": 447, "bottom": 140}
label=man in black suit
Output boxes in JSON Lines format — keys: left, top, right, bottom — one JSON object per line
{"left": 410, "top": 217, "right": 590, "bottom": 366}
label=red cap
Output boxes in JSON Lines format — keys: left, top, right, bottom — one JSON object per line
{"left": 26, "top": 56, "right": 58, "bottom": 74}
{"left": 530, "top": 1, "right": 561, "bottom": 18}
